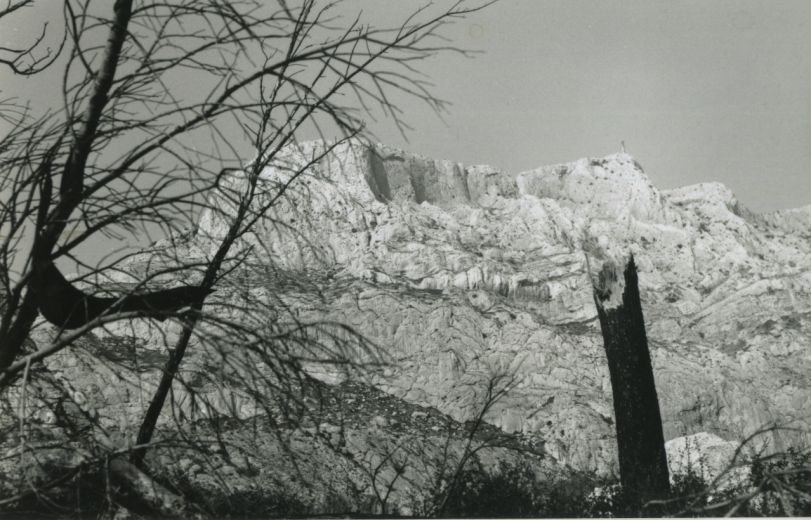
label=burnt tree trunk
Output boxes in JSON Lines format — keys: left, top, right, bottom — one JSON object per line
{"left": 592, "top": 255, "right": 670, "bottom": 513}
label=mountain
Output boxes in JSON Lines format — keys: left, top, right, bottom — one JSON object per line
{"left": 194, "top": 139, "right": 811, "bottom": 472}
{"left": 6, "top": 140, "right": 810, "bottom": 513}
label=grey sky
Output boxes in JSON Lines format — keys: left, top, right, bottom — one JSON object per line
{"left": 3, "top": 1, "right": 810, "bottom": 214}
{"left": 352, "top": 0, "right": 811, "bottom": 213}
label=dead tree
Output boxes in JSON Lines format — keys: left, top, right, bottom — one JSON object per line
{"left": 591, "top": 254, "right": 670, "bottom": 512}
{"left": 0, "top": 0, "right": 495, "bottom": 514}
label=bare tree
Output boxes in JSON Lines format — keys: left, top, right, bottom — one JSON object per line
{"left": 0, "top": 0, "right": 491, "bottom": 391}
{"left": 0, "top": 0, "right": 65, "bottom": 75}
{"left": 0, "top": 0, "right": 494, "bottom": 514}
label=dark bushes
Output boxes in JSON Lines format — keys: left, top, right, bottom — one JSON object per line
{"left": 437, "top": 447, "right": 811, "bottom": 518}
{"left": 440, "top": 459, "right": 599, "bottom": 518}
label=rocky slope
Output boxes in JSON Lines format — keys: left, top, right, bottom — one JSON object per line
{"left": 196, "top": 140, "right": 811, "bottom": 474}
{"left": 5, "top": 140, "right": 809, "bottom": 513}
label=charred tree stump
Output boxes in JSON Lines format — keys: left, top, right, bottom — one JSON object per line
{"left": 592, "top": 255, "right": 670, "bottom": 513}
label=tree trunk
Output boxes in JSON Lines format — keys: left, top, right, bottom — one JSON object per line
{"left": 592, "top": 255, "right": 670, "bottom": 513}
{"left": 130, "top": 311, "right": 200, "bottom": 468}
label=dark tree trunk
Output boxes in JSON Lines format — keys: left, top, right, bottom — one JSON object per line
{"left": 34, "top": 261, "right": 212, "bottom": 330}
{"left": 130, "top": 311, "right": 199, "bottom": 468}
{"left": 592, "top": 255, "right": 670, "bottom": 513}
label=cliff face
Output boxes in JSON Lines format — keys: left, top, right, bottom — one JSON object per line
{"left": 14, "top": 140, "right": 808, "bottom": 485}
{"left": 191, "top": 140, "right": 811, "bottom": 474}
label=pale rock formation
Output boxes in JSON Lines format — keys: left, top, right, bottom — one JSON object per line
{"left": 666, "top": 432, "right": 750, "bottom": 490}
{"left": 21, "top": 139, "right": 811, "bottom": 479}
{"left": 188, "top": 139, "right": 811, "bottom": 474}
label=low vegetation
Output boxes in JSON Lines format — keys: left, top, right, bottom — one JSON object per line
{"left": 5, "top": 442, "right": 810, "bottom": 517}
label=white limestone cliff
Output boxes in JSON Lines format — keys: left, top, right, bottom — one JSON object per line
{"left": 190, "top": 139, "right": 811, "bottom": 473}
{"left": 27, "top": 140, "right": 810, "bottom": 479}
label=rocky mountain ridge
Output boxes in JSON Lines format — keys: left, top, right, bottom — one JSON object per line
{"left": 191, "top": 139, "right": 811, "bottom": 474}
{"left": 7, "top": 140, "right": 808, "bottom": 510}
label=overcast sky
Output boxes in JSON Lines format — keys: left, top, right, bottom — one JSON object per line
{"left": 3, "top": 1, "right": 810, "bottom": 214}
{"left": 352, "top": 0, "right": 811, "bottom": 213}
